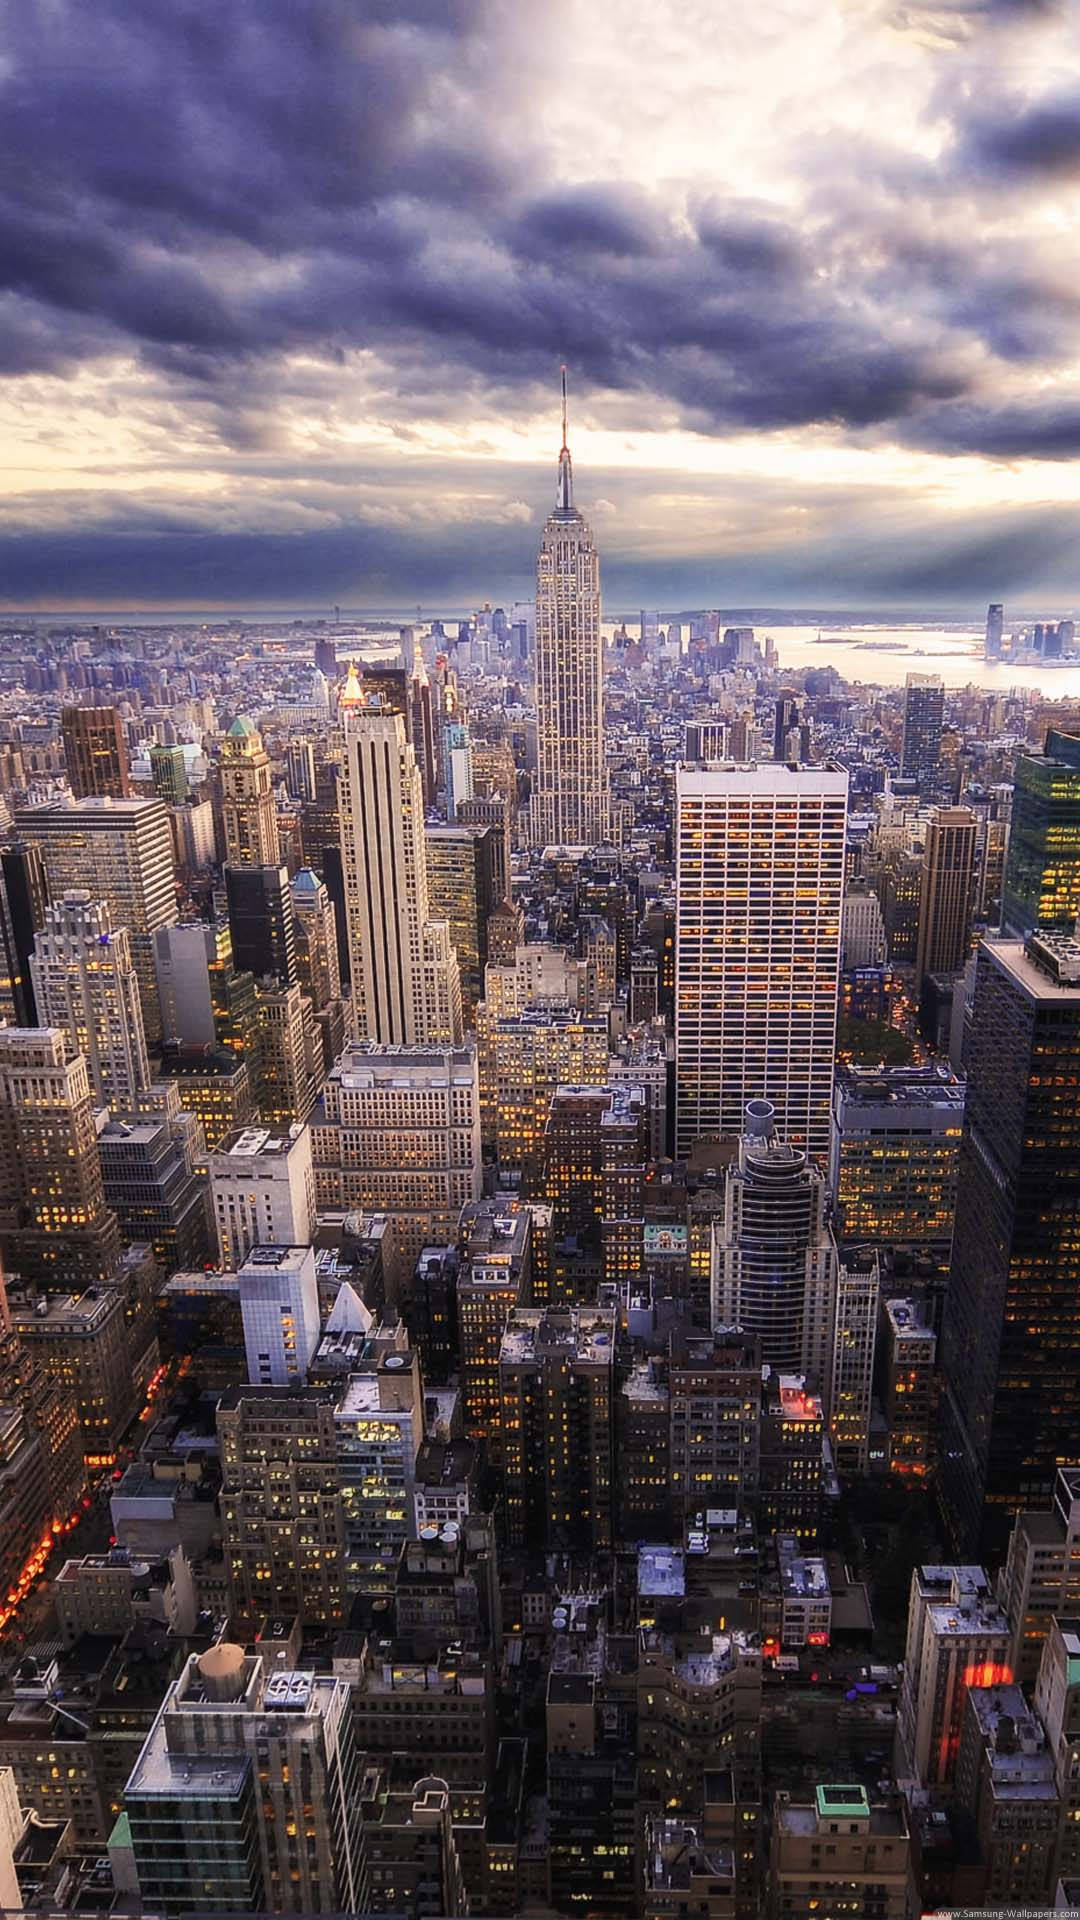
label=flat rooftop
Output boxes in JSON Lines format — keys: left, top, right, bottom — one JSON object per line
{"left": 500, "top": 1306, "right": 615, "bottom": 1367}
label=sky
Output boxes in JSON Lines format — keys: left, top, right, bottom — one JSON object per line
{"left": 3, "top": 0, "right": 1080, "bottom": 613}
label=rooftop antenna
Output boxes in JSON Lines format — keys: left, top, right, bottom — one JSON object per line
{"left": 561, "top": 364, "right": 568, "bottom": 451}
{"left": 557, "top": 364, "right": 573, "bottom": 513}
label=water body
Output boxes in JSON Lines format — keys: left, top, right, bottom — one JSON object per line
{"left": 7, "top": 608, "right": 1080, "bottom": 697}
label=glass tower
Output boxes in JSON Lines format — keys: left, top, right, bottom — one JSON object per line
{"left": 1002, "top": 730, "right": 1080, "bottom": 937}
{"left": 940, "top": 930, "right": 1080, "bottom": 1557}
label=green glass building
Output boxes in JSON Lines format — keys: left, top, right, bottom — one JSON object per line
{"left": 1002, "top": 730, "right": 1080, "bottom": 936}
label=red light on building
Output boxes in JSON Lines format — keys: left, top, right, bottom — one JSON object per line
{"left": 762, "top": 1639, "right": 780, "bottom": 1659}
{"left": 962, "top": 1660, "right": 1012, "bottom": 1690}
{"left": 808, "top": 1631, "right": 829, "bottom": 1647}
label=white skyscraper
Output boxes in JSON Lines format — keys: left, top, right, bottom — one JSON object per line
{"left": 530, "top": 372, "right": 609, "bottom": 849}
{"left": 338, "top": 685, "right": 462, "bottom": 1045}
{"left": 675, "top": 759, "right": 847, "bottom": 1162}
{"left": 30, "top": 890, "right": 151, "bottom": 1111}
{"left": 209, "top": 1122, "right": 316, "bottom": 1269}
{"left": 238, "top": 1243, "right": 321, "bottom": 1386}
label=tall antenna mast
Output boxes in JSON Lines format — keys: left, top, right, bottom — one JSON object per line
{"left": 561, "top": 364, "right": 568, "bottom": 451}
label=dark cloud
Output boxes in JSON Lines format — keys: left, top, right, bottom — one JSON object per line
{"left": 963, "top": 93, "right": 1080, "bottom": 175}
{"left": 3, "top": 0, "right": 1080, "bottom": 608}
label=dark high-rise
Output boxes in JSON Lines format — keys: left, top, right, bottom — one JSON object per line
{"left": 224, "top": 863, "right": 296, "bottom": 987}
{"left": 61, "top": 705, "right": 131, "bottom": 800}
{"left": 0, "top": 844, "right": 49, "bottom": 1025}
{"left": 940, "top": 930, "right": 1080, "bottom": 1557}
{"left": 1002, "top": 730, "right": 1080, "bottom": 937}
{"left": 774, "top": 692, "right": 799, "bottom": 761}
{"left": 900, "top": 673, "right": 944, "bottom": 795}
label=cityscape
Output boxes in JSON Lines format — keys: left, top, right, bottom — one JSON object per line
{"left": 6, "top": 1, "right": 1080, "bottom": 1917}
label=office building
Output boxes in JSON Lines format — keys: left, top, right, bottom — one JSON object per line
{"left": 61, "top": 705, "right": 131, "bottom": 800}
{"left": 285, "top": 735, "right": 317, "bottom": 802}
{"left": 0, "top": 844, "right": 49, "bottom": 1026}
{"left": 362, "top": 1775, "right": 466, "bottom": 1920}
{"left": 158, "top": 1041, "right": 255, "bottom": 1149}
{"left": 54, "top": 1542, "right": 196, "bottom": 1646}
{"left": 881, "top": 1298, "right": 937, "bottom": 1478}
{"left": 546, "top": 1611, "right": 635, "bottom": 1917}
{"left": 999, "top": 1470, "right": 1080, "bottom": 1687}
{"left": 99, "top": 1110, "right": 210, "bottom": 1272}
{"left": 769, "top": 1786, "right": 912, "bottom": 1920}
{"left": 333, "top": 1321, "right": 423, "bottom": 1595}
{"left": 17, "top": 797, "right": 177, "bottom": 1046}
{"left": 443, "top": 717, "right": 474, "bottom": 819}
{"left": 11, "top": 1284, "right": 135, "bottom": 1459}
{"left": 827, "top": 1248, "right": 879, "bottom": 1476}
{"left": 900, "top": 672, "right": 945, "bottom": 794}
{"left": 675, "top": 761, "right": 846, "bottom": 1163}
{"left": 311, "top": 1041, "right": 481, "bottom": 1291}
{"left": 457, "top": 1199, "right": 532, "bottom": 1448}
{"left": 638, "top": 1628, "right": 761, "bottom": 1827}
{"left": 338, "top": 692, "right": 462, "bottom": 1044}
{"left": 458, "top": 791, "right": 511, "bottom": 904}
{"left": 898, "top": 1565, "right": 1011, "bottom": 1792}
{"left": 218, "top": 715, "right": 280, "bottom": 867}
{"left": 668, "top": 1328, "right": 761, "bottom": 1533}
{"left": 841, "top": 881, "right": 887, "bottom": 969}
{"left": 238, "top": 1244, "right": 321, "bottom": 1387}
{"left": 149, "top": 742, "right": 188, "bottom": 804}
{"left": 426, "top": 824, "right": 498, "bottom": 1012}
{"left": 0, "top": 1028, "right": 121, "bottom": 1286}
{"left": 759, "top": 1376, "right": 824, "bottom": 1541}
{"left": 30, "top": 892, "right": 151, "bottom": 1111}
{"left": 712, "top": 1102, "right": 837, "bottom": 1384}
{"left": 914, "top": 805, "right": 976, "bottom": 987}
{"left": 479, "top": 1002, "right": 609, "bottom": 1175}
{"left": 168, "top": 793, "right": 216, "bottom": 874}
{"left": 985, "top": 603, "right": 1004, "bottom": 657}
{"left": 224, "top": 862, "right": 296, "bottom": 987}
{"left": 830, "top": 1064, "right": 963, "bottom": 1253}
{"left": 290, "top": 866, "right": 341, "bottom": 1008}
{"left": 209, "top": 1122, "right": 315, "bottom": 1269}
{"left": 1002, "top": 729, "right": 1080, "bottom": 936}
{"left": 618, "top": 1362, "right": 671, "bottom": 1542}
{"left": 954, "top": 1682, "right": 1058, "bottom": 1906}
{"left": 1034, "top": 1617, "right": 1080, "bottom": 1890}
{"left": 773, "top": 692, "right": 800, "bottom": 761}
{"left": 941, "top": 931, "right": 1080, "bottom": 1557}
{"left": 499, "top": 1306, "right": 614, "bottom": 1551}
{"left": 543, "top": 1082, "right": 648, "bottom": 1287}
{"left": 530, "top": 377, "right": 609, "bottom": 848}
{"left": 254, "top": 980, "right": 319, "bottom": 1128}
{"left": 218, "top": 1385, "right": 346, "bottom": 1623}
{"left": 124, "top": 1647, "right": 366, "bottom": 1916}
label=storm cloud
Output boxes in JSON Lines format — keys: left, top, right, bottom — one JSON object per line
{"left": 2, "top": 0, "right": 1080, "bottom": 606}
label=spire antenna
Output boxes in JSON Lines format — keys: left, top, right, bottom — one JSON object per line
{"left": 561, "top": 364, "right": 568, "bottom": 451}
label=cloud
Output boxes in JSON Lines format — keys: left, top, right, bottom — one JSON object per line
{"left": 2, "top": 0, "right": 1080, "bottom": 605}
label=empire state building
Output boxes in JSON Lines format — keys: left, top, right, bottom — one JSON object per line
{"left": 530, "top": 374, "right": 609, "bottom": 849}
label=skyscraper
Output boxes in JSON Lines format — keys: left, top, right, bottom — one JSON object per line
{"left": 224, "top": 863, "right": 296, "bottom": 987}
{"left": 17, "top": 796, "right": 177, "bottom": 1047}
{"left": 530, "top": 373, "right": 609, "bottom": 849}
{"left": 238, "top": 1244, "right": 321, "bottom": 1386}
{"left": 61, "top": 705, "right": 131, "bottom": 800}
{"left": 940, "top": 930, "right": 1080, "bottom": 1557}
{"left": 124, "top": 1648, "right": 366, "bottom": 1917}
{"left": 900, "top": 673, "right": 945, "bottom": 794}
{"left": 1001, "top": 730, "right": 1080, "bottom": 937}
{"left": 711, "top": 1101, "right": 837, "bottom": 1383}
{"left": 675, "top": 760, "right": 847, "bottom": 1162}
{"left": 499, "top": 1305, "right": 614, "bottom": 1551}
{"left": 338, "top": 691, "right": 462, "bottom": 1044}
{"left": 0, "top": 844, "right": 49, "bottom": 1026}
{"left": 0, "top": 1028, "right": 121, "bottom": 1285}
{"left": 985, "top": 602, "right": 1004, "bottom": 658}
{"left": 219, "top": 715, "right": 281, "bottom": 867}
{"left": 914, "top": 805, "right": 977, "bottom": 987}
{"left": 30, "top": 891, "right": 151, "bottom": 1111}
